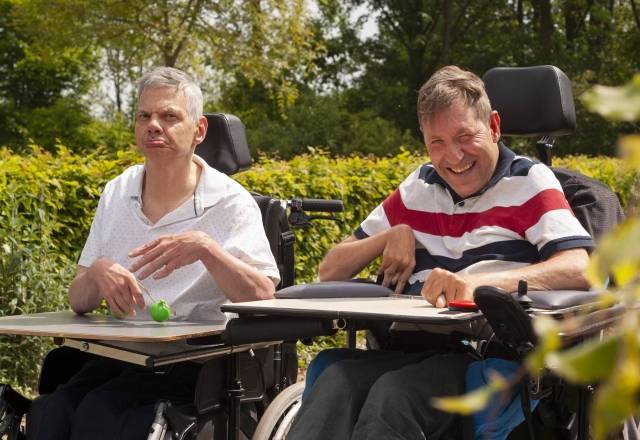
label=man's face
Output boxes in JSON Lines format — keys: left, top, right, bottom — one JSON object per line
{"left": 421, "top": 101, "right": 501, "bottom": 199}
{"left": 135, "top": 87, "right": 206, "bottom": 159}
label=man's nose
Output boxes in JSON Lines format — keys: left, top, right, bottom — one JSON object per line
{"left": 446, "top": 143, "right": 464, "bottom": 163}
{"left": 147, "top": 116, "right": 162, "bottom": 133}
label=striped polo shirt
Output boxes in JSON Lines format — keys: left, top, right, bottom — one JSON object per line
{"left": 354, "top": 143, "right": 593, "bottom": 292}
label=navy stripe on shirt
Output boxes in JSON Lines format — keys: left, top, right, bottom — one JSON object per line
{"left": 413, "top": 240, "right": 540, "bottom": 274}
{"left": 539, "top": 236, "right": 594, "bottom": 260}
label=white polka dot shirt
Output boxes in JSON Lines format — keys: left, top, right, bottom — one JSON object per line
{"left": 78, "top": 155, "right": 280, "bottom": 322}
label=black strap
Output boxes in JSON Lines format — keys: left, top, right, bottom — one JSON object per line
{"left": 521, "top": 375, "right": 535, "bottom": 440}
{"left": 279, "top": 215, "right": 295, "bottom": 288}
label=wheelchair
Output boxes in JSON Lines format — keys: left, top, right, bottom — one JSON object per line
{"left": 0, "top": 112, "right": 342, "bottom": 440}
{"left": 225, "top": 65, "right": 627, "bottom": 440}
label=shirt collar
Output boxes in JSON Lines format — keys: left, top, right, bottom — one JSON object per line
{"left": 127, "top": 154, "right": 227, "bottom": 217}
{"left": 430, "top": 142, "right": 516, "bottom": 203}
{"left": 193, "top": 154, "right": 227, "bottom": 214}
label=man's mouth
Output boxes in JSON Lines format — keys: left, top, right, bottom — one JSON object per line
{"left": 145, "top": 139, "right": 165, "bottom": 147}
{"left": 447, "top": 161, "right": 475, "bottom": 175}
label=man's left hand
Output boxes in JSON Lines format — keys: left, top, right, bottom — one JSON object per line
{"left": 421, "top": 268, "right": 477, "bottom": 308}
{"left": 128, "top": 231, "right": 215, "bottom": 280}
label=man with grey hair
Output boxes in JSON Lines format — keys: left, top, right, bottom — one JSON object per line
{"left": 26, "top": 67, "right": 279, "bottom": 439}
{"left": 287, "top": 65, "right": 592, "bottom": 439}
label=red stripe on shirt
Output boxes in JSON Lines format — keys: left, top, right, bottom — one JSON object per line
{"left": 382, "top": 188, "right": 572, "bottom": 238}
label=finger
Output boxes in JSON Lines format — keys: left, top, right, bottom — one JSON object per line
{"left": 443, "top": 283, "right": 458, "bottom": 304}
{"left": 137, "top": 252, "right": 173, "bottom": 280}
{"left": 421, "top": 273, "right": 439, "bottom": 304}
{"left": 381, "top": 264, "right": 397, "bottom": 287}
{"left": 155, "top": 250, "right": 192, "bottom": 279}
{"left": 106, "top": 299, "right": 125, "bottom": 319}
{"left": 128, "top": 279, "right": 145, "bottom": 309}
{"left": 152, "top": 263, "right": 174, "bottom": 280}
{"left": 108, "top": 292, "right": 130, "bottom": 317}
{"left": 129, "top": 244, "right": 168, "bottom": 273}
{"left": 128, "top": 238, "right": 162, "bottom": 258}
{"left": 394, "top": 267, "right": 413, "bottom": 295}
{"left": 431, "top": 275, "right": 453, "bottom": 305}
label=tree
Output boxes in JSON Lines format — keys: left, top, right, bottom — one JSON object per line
{"left": 13, "top": 0, "right": 322, "bottom": 119}
{"left": 0, "top": 0, "right": 97, "bottom": 151}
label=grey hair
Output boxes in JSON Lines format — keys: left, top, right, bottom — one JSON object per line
{"left": 417, "top": 65, "right": 491, "bottom": 126}
{"left": 137, "top": 67, "right": 203, "bottom": 124}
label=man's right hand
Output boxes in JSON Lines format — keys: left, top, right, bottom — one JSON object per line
{"left": 88, "top": 258, "right": 145, "bottom": 317}
{"left": 379, "top": 224, "right": 416, "bottom": 294}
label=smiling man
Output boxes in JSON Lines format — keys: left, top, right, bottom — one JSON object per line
{"left": 26, "top": 67, "right": 279, "bottom": 440}
{"left": 287, "top": 66, "right": 593, "bottom": 440}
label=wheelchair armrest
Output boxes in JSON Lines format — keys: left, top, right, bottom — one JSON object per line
{"left": 521, "top": 290, "right": 602, "bottom": 310}
{"left": 274, "top": 280, "right": 392, "bottom": 299}
{"left": 222, "top": 316, "right": 335, "bottom": 345}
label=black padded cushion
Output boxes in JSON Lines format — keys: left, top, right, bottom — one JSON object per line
{"left": 518, "top": 290, "right": 602, "bottom": 310}
{"left": 553, "top": 167, "right": 624, "bottom": 239}
{"left": 275, "top": 281, "right": 392, "bottom": 299}
{"left": 194, "top": 113, "right": 252, "bottom": 175}
{"left": 483, "top": 66, "right": 576, "bottom": 137}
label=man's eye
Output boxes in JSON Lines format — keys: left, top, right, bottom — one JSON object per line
{"left": 458, "top": 135, "right": 472, "bottom": 143}
{"left": 165, "top": 113, "right": 177, "bottom": 120}
{"left": 137, "top": 114, "right": 150, "bottom": 121}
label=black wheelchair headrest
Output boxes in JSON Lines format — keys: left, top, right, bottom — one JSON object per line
{"left": 195, "top": 113, "right": 252, "bottom": 175}
{"left": 482, "top": 65, "right": 576, "bottom": 138}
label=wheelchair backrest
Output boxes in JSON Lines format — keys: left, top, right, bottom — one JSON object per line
{"left": 195, "top": 113, "right": 294, "bottom": 289}
{"left": 195, "top": 113, "right": 252, "bottom": 175}
{"left": 483, "top": 65, "right": 623, "bottom": 239}
{"left": 483, "top": 65, "right": 576, "bottom": 139}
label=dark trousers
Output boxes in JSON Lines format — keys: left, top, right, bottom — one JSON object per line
{"left": 287, "top": 349, "right": 473, "bottom": 440}
{"left": 26, "top": 357, "right": 200, "bottom": 440}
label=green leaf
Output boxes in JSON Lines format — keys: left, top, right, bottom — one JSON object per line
{"left": 546, "top": 336, "right": 619, "bottom": 384}
{"left": 587, "top": 218, "right": 640, "bottom": 288}
{"left": 431, "top": 374, "right": 507, "bottom": 415}
{"left": 581, "top": 74, "right": 640, "bottom": 122}
{"left": 590, "top": 355, "right": 640, "bottom": 440}
{"left": 618, "top": 135, "right": 640, "bottom": 170}
{"left": 526, "top": 315, "right": 561, "bottom": 371}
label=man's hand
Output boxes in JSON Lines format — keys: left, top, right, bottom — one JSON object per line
{"left": 379, "top": 224, "right": 416, "bottom": 294}
{"left": 88, "top": 258, "right": 145, "bottom": 317}
{"left": 421, "top": 268, "right": 476, "bottom": 308}
{"left": 128, "top": 231, "right": 214, "bottom": 280}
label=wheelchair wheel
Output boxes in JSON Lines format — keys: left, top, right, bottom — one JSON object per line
{"left": 252, "top": 381, "right": 304, "bottom": 440}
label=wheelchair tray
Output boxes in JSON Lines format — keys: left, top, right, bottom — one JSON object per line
{"left": 57, "top": 338, "right": 276, "bottom": 367}
{"left": 0, "top": 311, "right": 226, "bottom": 342}
{"left": 221, "top": 297, "right": 482, "bottom": 325}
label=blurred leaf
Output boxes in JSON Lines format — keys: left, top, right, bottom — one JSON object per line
{"left": 618, "top": 135, "right": 640, "bottom": 170}
{"left": 526, "top": 315, "right": 561, "bottom": 371}
{"left": 581, "top": 74, "right": 640, "bottom": 122}
{"left": 611, "top": 260, "right": 638, "bottom": 287}
{"left": 591, "top": 382, "right": 634, "bottom": 440}
{"left": 591, "top": 355, "right": 640, "bottom": 440}
{"left": 431, "top": 374, "right": 507, "bottom": 416}
{"left": 546, "top": 336, "right": 618, "bottom": 383}
{"left": 587, "top": 218, "right": 640, "bottom": 288}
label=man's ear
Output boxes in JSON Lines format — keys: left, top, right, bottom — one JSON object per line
{"left": 194, "top": 115, "right": 208, "bottom": 145}
{"left": 489, "top": 110, "right": 501, "bottom": 143}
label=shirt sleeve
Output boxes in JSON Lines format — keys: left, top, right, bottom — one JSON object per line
{"left": 218, "top": 195, "right": 281, "bottom": 283}
{"left": 78, "top": 188, "right": 108, "bottom": 268}
{"left": 523, "top": 164, "right": 594, "bottom": 259}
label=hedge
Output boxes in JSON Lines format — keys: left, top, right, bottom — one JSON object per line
{"left": 0, "top": 146, "right": 638, "bottom": 393}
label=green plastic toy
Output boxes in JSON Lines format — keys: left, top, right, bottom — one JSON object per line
{"left": 149, "top": 300, "right": 172, "bottom": 322}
